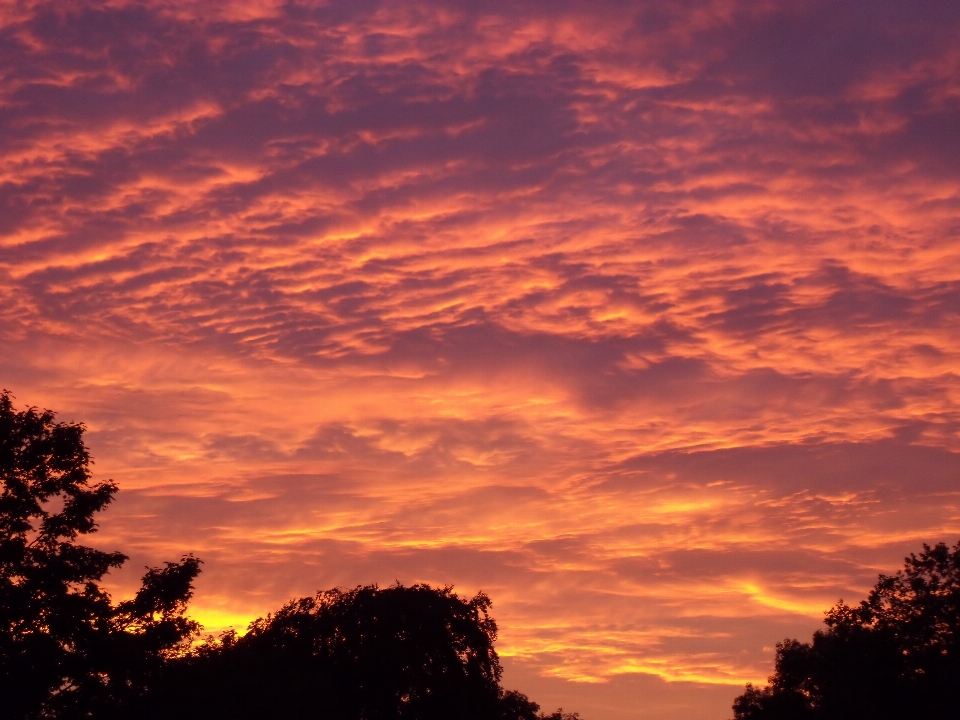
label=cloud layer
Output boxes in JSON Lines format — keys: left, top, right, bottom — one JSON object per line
{"left": 2, "top": 2, "right": 960, "bottom": 718}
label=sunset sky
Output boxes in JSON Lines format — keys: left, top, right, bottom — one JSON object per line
{"left": 2, "top": 2, "right": 960, "bottom": 718}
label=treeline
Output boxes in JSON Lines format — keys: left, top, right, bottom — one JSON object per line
{"left": 148, "top": 583, "right": 572, "bottom": 720}
{"left": 0, "top": 393, "right": 575, "bottom": 719}
{"left": 3, "top": 392, "right": 959, "bottom": 720}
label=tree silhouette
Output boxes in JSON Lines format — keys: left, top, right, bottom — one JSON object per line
{"left": 1, "top": 391, "right": 581, "bottom": 720}
{"left": 0, "top": 391, "right": 200, "bottom": 719}
{"left": 732, "top": 541, "right": 960, "bottom": 720}
{"left": 143, "top": 584, "right": 577, "bottom": 720}
{"left": 151, "top": 583, "right": 575, "bottom": 720}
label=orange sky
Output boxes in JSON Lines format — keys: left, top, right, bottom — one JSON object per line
{"left": 2, "top": 2, "right": 960, "bottom": 718}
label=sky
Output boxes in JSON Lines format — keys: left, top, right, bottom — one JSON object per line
{"left": 2, "top": 1, "right": 960, "bottom": 718}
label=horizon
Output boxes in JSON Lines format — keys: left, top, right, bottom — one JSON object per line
{"left": 2, "top": 2, "right": 959, "bottom": 718}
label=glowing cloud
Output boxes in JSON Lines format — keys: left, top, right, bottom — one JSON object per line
{"left": 1, "top": 2, "right": 959, "bottom": 718}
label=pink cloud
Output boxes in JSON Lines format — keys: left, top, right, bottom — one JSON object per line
{"left": 2, "top": 2, "right": 959, "bottom": 718}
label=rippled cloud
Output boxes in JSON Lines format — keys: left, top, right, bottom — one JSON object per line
{"left": 2, "top": 2, "right": 959, "bottom": 718}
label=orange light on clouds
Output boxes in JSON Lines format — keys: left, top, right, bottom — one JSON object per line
{"left": 2, "top": 2, "right": 960, "bottom": 719}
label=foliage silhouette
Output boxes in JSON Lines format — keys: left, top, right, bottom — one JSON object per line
{"left": 1, "top": 392, "right": 581, "bottom": 720}
{"left": 0, "top": 391, "right": 200, "bottom": 719}
{"left": 732, "top": 541, "right": 960, "bottom": 720}
{"left": 150, "top": 583, "right": 578, "bottom": 720}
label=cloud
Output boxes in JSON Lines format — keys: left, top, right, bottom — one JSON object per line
{"left": 2, "top": 2, "right": 960, "bottom": 718}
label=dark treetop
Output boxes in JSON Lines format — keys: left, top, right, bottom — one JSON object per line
{"left": 732, "top": 541, "right": 960, "bottom": 720}
{"left": 0, "top": 391, "right": 577, "bottom": 720}
{"left": 0, "top": 391, "right": 200, "bottom": 719}
{"left": 147, "top": 583, "right": 574, "bottom": 720}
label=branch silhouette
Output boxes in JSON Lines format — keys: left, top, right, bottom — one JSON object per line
{"left": 732, "top": 541, "right": 960, "bottom": 720}
{"left": 0, "top": 392, "right": 578, "bottom": 720}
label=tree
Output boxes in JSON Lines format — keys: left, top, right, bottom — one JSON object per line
{"left": 732, "top": 541, "right": 960, "bottom": 720}
{"left": 0, "top": 391, "right": 200, "bottom": 719}
{"left": 1, "top": 391, "right": 581, "bottom": 719}
{"left": 151, "top": 583, "right": 575, "bottom": 720}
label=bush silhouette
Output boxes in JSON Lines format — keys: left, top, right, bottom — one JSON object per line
{"left": 732, "top": 541, "right": 960, "bottom": 720}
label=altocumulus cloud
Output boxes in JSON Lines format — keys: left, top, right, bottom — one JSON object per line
{"left": 1, "top": 2, "right": 959, "bottom": 719}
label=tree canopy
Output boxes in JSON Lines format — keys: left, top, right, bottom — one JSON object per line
{"left": 732, "top": 541, "right": 960, "bottom": 720}
{"left": 0, "top": 391, "right": 578, "bottom": 720}
{"left": 149, "top": 583, "right": 566, "bottom": 720}
{"left": 0, "top": 391, "right": 201, "bottom": 719}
